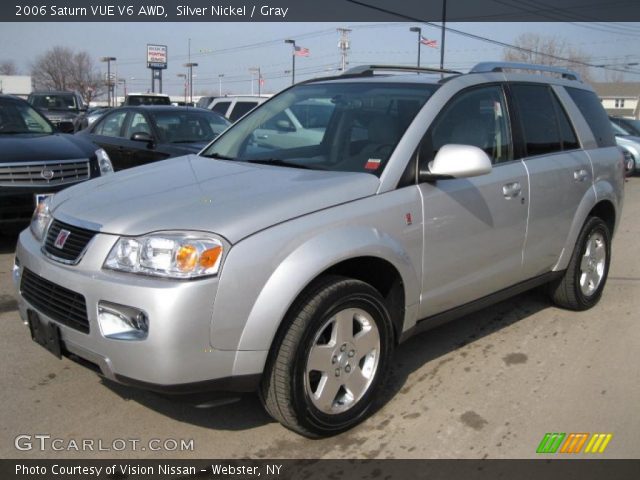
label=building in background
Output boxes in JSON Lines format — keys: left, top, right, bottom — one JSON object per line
{"left": 0, "top": 75, "right": 32, "bottom": 98}
{"left": 592, "top": 82, "right": 640, "bottom": 119}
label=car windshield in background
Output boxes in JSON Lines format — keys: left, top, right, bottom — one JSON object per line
{"left": 202, "top": 82, "right": 437, "bottom": 176}
{"left": 613, "top": 118, "right": 640, "bottom": 136}
{"left": 611, "top": 122, "right": 631, "bottom": 136}
{"left": 29, "top": 94, "right": 78, "bottom": 111}
{"left": 150, "top": 110, "right": 231, "bottom": 143}
{"left": 0, "top": 99, "right": 54, "bottom": 135}
{"left": 127, "top": 96, "right": 172, "bottom": 106}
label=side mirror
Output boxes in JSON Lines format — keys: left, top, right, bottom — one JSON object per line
{"left": 131, "top": 131, "right": 154, "bottom": 144}
{"left": 419, "top": 144, "right": 492, "bottom": 182}
{"left": 275, "top": 120, "right": 296, "bottom": 132}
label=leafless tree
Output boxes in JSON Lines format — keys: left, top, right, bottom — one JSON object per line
{"left": 0, "top": 60, "right": 18, "bottom": 75}
{"left": 503, "top": 33, "right": 593, "bottom": 83}
{"left": 31, "top": 46, "right": 104, "bottom": 103}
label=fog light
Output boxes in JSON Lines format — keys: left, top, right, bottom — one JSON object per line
{"left": 12, "top": 256, "right": 21, "bottom": 288}
{"left": 98, "top": 301, "right": 148, "bottom": 340}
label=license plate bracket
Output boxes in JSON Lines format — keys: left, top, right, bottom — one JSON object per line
{"left": 27, "top": 310, "right": 62, "bottom": 359}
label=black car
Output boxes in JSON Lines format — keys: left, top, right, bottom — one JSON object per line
{"left": 0, "top": 95, "right": 113, "bottom": 231}
{"left": 73, "top": 106, "right": 111, "bottom": 132}
{"left": 77, "top": 106, "right": 231, "bottom": 171}
{"left": 27, "top": 91, "right": 87, "bottom": 133}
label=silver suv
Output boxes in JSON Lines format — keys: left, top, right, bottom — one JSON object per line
{"left": 13, "top": 63, "right": 624, "bottom": 437}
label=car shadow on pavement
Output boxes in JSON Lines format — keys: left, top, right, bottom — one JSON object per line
{"left": 0, "top": 231, "right": 19, "bottom": 254}
{"left": 376, "top": 288, "right": 551, "bottom": 411}
{"left": 101, "top": 380, "right": 275, "bottom": 431}
{"left": 100, "top": 288, "right": 551, "bottom": 433}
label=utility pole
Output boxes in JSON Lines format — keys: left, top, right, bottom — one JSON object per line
{"left": 337, "top": 28, "right": 351, "bottom": 72}
{"left": 100, "top": 56, "right": 116, "bottom": 107}
{"left": 409, "top": 27, "right": 422, "bottom": 68}
{"left": 440, "top": 0, "right": 447, "bottom": 70}
{"left": 284, "top": 39, "right": 296, "bottom": 85}
{"left": 177, "top": 73, "right": 187, "bottom": 104}
{"left": 184, "top": 63, "right": 198, "bottom": 104}
{"left": 218, "top": 74, "right": 224, "bottom": 96}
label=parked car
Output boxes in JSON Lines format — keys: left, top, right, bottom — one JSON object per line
{"left": 73, "top": 106, "right": 110, "bottom": 132}
{"left": 123, "top": 93, "right": 171, "bottom": 106}
{"left": 27, "top": 91, "right": 86, "bottom": 133}
{"left": 0, "top": 94, "right": 112, "bottom": 232}
{"left": 209, "top": 95, "right": 268, "bottom": 122}
{"left": 77, "top": 106, "right": 230, "bottom": 171}
{"left": 611, "top": 121, "right": 640, "bottom": 175}
{"left": 13, "top": 63, "right": 624, "bottom": 437}
{"left": 610, "top": 116, "right": 640, "bottom": 136}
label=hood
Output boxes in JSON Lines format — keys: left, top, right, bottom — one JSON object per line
{"left": 172, "top": 141, "right": 209, "bottom": 153}
{"left": 616, "top": 134, "right": 640, "bottom": 147}
{"left": 52, "top": 155, "right": 380, "bottom": 243}
{"left": 0, "top": 133, "right": 95, "bottom": 163}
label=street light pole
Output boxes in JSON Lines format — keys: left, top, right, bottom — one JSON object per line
{"left": 177, "top": 73, "right": 187, "bottom": 104}
{"left": 249, "top": 67, "right": 262, "bottom": 96}
{"left": 285, "top": 39, "right": 295, "bottom": 85}
{"left": 218, "top": 74, "right": 224, "bottom": 96}
{"left": 100, "top": 56, "right": 116, "bottom": 107}
{"left": 183, "top": 62, "right": 198, "bottom": 104}
{"left": 409, "top": 27, "right": 421, "bottom": 68}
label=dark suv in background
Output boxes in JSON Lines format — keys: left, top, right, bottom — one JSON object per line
{"left": 0, "top": 95, "right": 113, "bottom": 232}
{"left": 27, "top": 91, "right": 86, "bottom": 133}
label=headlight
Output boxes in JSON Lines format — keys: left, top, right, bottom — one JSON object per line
{"left": 104, "top": 233, "right": 224, "bottom": 279}
{"left": 96, "top": 148, "right": 114, "bottom": 175}
{"left": 30, "top": 196, "right": 52, "bottom": 242}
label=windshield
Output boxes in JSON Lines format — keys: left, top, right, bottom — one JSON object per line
{"left": 201, "top": 82, "right": 437, "bottom": 176}
{"left": 29, "top": 94, "right": 79, "bottom": 111}
{"left": 127, "top": 95, "right": 171, "bottom": 106}
{"left": 0, "top": 99, "right": 54, "bottom": 134}
{"left": 151, "top": 110, "right": 231, "bottom": 143}
{"left": 611, "top": 121, "right": 630, "bottom": 136}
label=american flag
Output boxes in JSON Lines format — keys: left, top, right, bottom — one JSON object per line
{"left": 420, "top": 36, "right": 438, "bottom": 48}
{"left": 294, "top": 46, "right": 310, "bottom": 57}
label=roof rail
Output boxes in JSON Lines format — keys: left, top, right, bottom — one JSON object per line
{"left": 341, "top": 64, "right": 462, "bottom": 77}
{"left": 470, "top": 62, "right": 581, "bottom": 81}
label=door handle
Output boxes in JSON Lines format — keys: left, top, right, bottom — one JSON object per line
{"left": 574, "top": 169, "right": 589, "bottom": 182}
{"left": 502, "top": 182, "right": 522, "bottom": 199}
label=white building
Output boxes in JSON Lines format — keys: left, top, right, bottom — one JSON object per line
{"left": 0, "top": 75, "right": 32, "bottom": 97}
{"left": 591, "top": 82, "right": 640, "bottom": 119}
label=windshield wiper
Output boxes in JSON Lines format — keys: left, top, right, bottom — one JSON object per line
{"left": 202, "top": 152, "right": 235, "bottom": 160}
{"left": 246, "top": 158, "right": 315, "bottom": 170}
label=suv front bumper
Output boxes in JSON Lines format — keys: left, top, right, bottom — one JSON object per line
{"left": 13, "top": 228, "right": 264, "bottom": 393}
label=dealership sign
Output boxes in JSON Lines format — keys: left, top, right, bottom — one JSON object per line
{"left": 147, "top": 44, "right": 167, "bottom": 69}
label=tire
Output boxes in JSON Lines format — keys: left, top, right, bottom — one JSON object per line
{"left": 550, "top": 216, "right": 611, "bottom": 311}
{"left": 260, "top": 275, "right": 394, "bottom": 438}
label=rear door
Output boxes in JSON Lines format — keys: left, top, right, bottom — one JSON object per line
{"left": 417, "top": 84, "right": 529, "bottom": 318}
{"left": 508, "top": 83, "right": 593, "bottom": 278}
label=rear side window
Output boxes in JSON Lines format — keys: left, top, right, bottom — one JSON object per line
{"left": 549, "top": 92, "right": 579, "bottom": 151}
{"left": 229, "top": 101, "right": 259, "bottom": 122}
{"left": 511, "top": 84, "right": 562, "bottom": 157}
{"left": 566, "top": 87, "right": 616, "bottom": 148}
{"left": 211, "top": 101, "right": 230, "bottom": 116}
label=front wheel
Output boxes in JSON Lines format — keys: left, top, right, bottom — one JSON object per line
{"left": 260, "top": 276, "right": 394, "bottom": 437}
{"left": 550, "top": 216, "right": 611, "bottom": 310}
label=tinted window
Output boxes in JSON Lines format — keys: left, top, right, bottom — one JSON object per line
{"left": 151, "top": 110, "right": 231, "bottom": 143}
{"left": 93, "top": 110, "right": 128, "bottom": 137}
{"left": 566, "top": 87, "right": 616, "bottom": 148}
{"left": 549, "top": 92, "right": 579, "bottom": 150}
{"left": 126, "top": 95, "right": 171, "bottom": 106}
{"left": 0, "top": 99, "right": 53, "bottom": 134}
{"left": 124, "top": 112, "right": 151, "bottom": 138}
{"left": 29, "top": 94, "right": 79, "bottom": 111}
{"left": 211, "top": 101, "right": 230, "bottom": 115}
{"left": 425, "top": 85, "right": 512, "bottom": 164}
{"left": 229, "top": 101, "right": 259, "bottom": 122}
{"left": 511, "top": 84, "right": 562, "bottom": 157}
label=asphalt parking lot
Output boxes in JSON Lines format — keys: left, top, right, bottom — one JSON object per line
{"left": 1, "top": 178, "right": 638, "bottom": 460}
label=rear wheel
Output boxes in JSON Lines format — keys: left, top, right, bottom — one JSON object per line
{"left": 260, "top": 275, "right": 394, "bottom": 437}
{"left": 550, "top": 216, "right": 611, "bottom": 310}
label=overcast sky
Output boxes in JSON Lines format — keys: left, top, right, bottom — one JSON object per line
{"left": 1, "top": 22, "right": 639, "bottom": 96}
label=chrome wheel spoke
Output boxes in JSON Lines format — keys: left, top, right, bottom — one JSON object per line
{"left": 579, "top": 231, "right": 607, "bottom": 297}
{"left": 306, "top": 344, "right": 334, "bottom": 374}
{"left": 580, "top": 254, "right": 590, "bottom": 272}
{"left": 344, "top": 370, "right": 369, "bottom": 399}
{"left": 333, "top": 310, "right": 355, "bottom": 345}
{"left": 314, "top": 374, "right": 342, "bottom": 411}
{"left": 353, "top": 327, "right": 378, "bottom": 356}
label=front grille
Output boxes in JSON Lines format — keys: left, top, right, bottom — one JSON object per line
{"left": 20, "top": 268, "right": 89, "bottom": 333}
{"left": 0, "top": 160, "right": 90, "bottom": 187}
{"left": 44, "top": 220, "right": 96, "bottom": 263}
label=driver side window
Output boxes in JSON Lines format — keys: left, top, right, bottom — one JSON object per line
{"left": 423, "top": 85, "right": 512, "bottom": 167}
